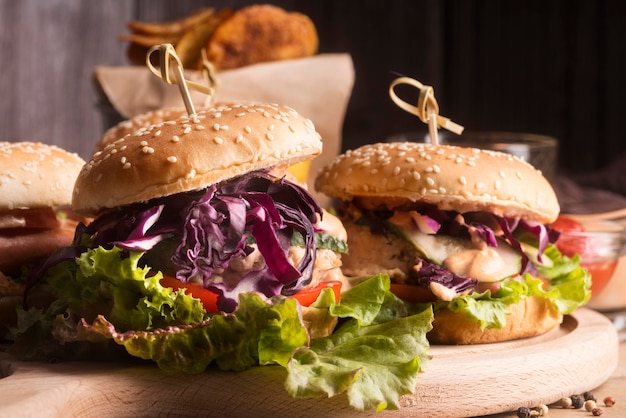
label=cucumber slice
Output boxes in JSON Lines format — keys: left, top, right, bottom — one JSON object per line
{"left": 386, "top": 212, "right": 521, "bottom": 282}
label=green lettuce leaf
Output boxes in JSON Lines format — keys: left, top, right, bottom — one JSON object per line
{"left": 49, "top": 246, "right": 206, "bottom": 331}
{"left": 13, "top": 247, "right": 434, "bottom": 412}
{"left": 285, "top": 274, "right": 433, "bottom": 411}
{"left": 65, "top": 292, "right": 308, "bottom": 374}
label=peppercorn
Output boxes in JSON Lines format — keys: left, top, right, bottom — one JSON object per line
{"left": 592, "top": 407, "right": 603, "bottom": 416}
{"left": 559, "top": 397, "right": 573, "bottom": 408}
{"left": 535, "top": 404, "right": 549, "bottom": 416}
{"left": 585, "top": 400, "right": 597, "bottom": 412}
{"left": 583, "top": 391, "right": 597, "bottom": 402}
{"left": 516, "top": 406, "right": 531, "bottom": 418}
{"left": 571, "top": 394, "right": 585, "bottom": 409}
{"left": 603, "top": 396, "right": 615, "bottom": 407}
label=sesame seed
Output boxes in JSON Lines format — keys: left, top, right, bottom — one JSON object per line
{"left": 288, "top": 125, "right": 296, "bottom": 133}
{"left": 244, "top": 126, "right": 252, "bottom": 134}
{"left": 154, "top": 130, "right": 162, "bottom": 137}
{"left": 459, "top": 176, "right": 467, "bottom": 185}
{"left": 266, "top": 133, "right": 274, "bottom": 141}
{"left": 186, "top": 169, "right": 196, "bottom": 179}
{"left": 171, "top": 136, "right": 180, "bottom": 143}
{"left": 167, "top": 156, "right": 177, "bottom": 163}
{"left": 263, "top": 111, "right": 270, "bottom": 117}
{"left": 213, "top": 123, "right": 221, "bottom": 131}
{"left": 268, "top": 124, "right": 275, "bottom": 131}
{"left": 425, "top": 166, "right": 434, "bottom": 173}
{"left": 426, "top": 177, "right": 435, "bottom": 186}
{"left": 393, "top": 166, "right": 401, "bottom": 175}
{"left": 195, "top": 125, "right": 205, "bottom": 131}
{"left": 183, "top": 126, "right": 192, "bottom": 134}
{"left": 142, "top": 146, "right": 154, "bottom": 154}
{"left": 214, "top": 137, "right": 224, "bottom": 144}
{"left": 110, "top": 149, "right": 118, "bottom": 154}
{"left": 123, "top": 162, "right": 131, "bottom": 169}
{"left": 235, "top": 134, "right": 243, "bottom": 143}
{"left": 433, "top": 164, "right": 441, "bottom": 173}
{"left": 140, "top": 141, "right": 148, "bottom": 146}
{"left": 120, "top": 157, "right": 127, "bottom": 164}
{"left": 467, "top": 161, "right": 476, "bottom": 167}
{"left": 413, "top": 171, "right": 421, "bottom": 180}
{"left": 371, "top": 168, "right": 379, "bottom": 174}
{"left": 516, "top": 171, "right": 524, "bottom": 179}
{"left": 406, "top": 157, "right": 415, "bottom": 163}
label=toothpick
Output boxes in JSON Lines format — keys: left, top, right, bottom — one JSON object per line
{"left": 146, "top": 43, "right": 217, "bottom": 116}
{"left": 389, "top": 76, "right": 464, "bottom": 144}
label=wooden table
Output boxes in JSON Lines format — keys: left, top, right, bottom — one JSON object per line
{"left": 0, "top": 308, "right": 623, "bottom": 418}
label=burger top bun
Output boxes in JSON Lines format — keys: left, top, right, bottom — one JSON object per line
{"left": 315, "top": 142, "right": 560, "bottom": 224}
{"left": 97, "top": 107, "right": 189, "bottom": 152}
{"left": 0, "top": 142, "right": 86, "bottom": 210}
{"left": 73, "top": 103, "right": 323, "bottom": 216}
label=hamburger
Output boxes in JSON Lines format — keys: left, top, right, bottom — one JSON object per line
{"left": 16, "top": 102, "right": 357, "bottom": 364}
{"left": 315, "top": 141, "right": 591, "bottom": 344}
{"left": 0, "top": 141, "right": 85, "bottom": 337}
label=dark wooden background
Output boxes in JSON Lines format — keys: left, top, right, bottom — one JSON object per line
{"left": 1, "top": 0, "right": 625, "bottom": 178}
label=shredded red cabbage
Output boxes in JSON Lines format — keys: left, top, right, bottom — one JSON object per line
{"left": 26, "top": 171, "right": 322, "bottom": 313}
{"left": 414, "top": 259, "right": 478, "bottom": 294}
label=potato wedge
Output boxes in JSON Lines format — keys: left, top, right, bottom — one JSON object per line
{"left": 127, "top": 8, "right": 216, "bottom": 36}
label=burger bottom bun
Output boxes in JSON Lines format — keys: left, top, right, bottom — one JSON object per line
{"left": 428, "top": 296, "right": 563, "bottom": 345}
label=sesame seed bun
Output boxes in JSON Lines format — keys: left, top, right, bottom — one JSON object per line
{"left": 315, "top": 142, "right": 559, "bottom": 223}
{"left": 73, "top": 103, "right": 323, "bottom": 216}
{"left": 0, "top": 142, "right": 85, "bottom": 210}
{"left": 97, "top": 107, "right": 189, "bottom": 152}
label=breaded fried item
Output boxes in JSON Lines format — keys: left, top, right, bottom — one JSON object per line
{"left": 206, "top": 4, "right": 318, "bottom": 70}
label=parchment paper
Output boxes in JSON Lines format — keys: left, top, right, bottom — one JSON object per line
{"left": 93, "top": 54, "right": 355, "bottom": 206}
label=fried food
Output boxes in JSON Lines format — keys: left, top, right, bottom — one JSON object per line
{"left": 206, "top": 5, "right": 318, "bottom": 70}
{"left": 176, "top": 9, "right": 233, "bottom": 69}
{"left": 126, "top": 8, "right": 217, "bottom": 36}
{"left": 120, "top": 4, "right": 318, "bottom": 70}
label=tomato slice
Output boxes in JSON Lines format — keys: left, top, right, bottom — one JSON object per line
{"left": 389, "top": 283, "right": 437, "bottom": 304}
{"left": 161, "top": 277, "right": 343, "bottom": 312}
{"left": 551, "top": 215, "right": 585, "bottom": 233}
{"left": 290, "top": 281, "right": 342, "bottom": 307}
{"left": 552, "top": 215, "right": 587, "bottom": 258}
{"left": 160, "top": 276, "right": 219, "bottom": 313}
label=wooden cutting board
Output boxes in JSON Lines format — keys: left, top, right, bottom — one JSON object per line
{"left": 0, "top": 308, "right": 619, "bottom": 418}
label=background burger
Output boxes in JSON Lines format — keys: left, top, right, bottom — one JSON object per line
{"left": 315, "top": 141, "right": 591, "bottom": 344}
{"left": 0, "top": 141, "right": 85, "bottom": 337}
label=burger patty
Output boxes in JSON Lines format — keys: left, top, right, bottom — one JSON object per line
{"left": 340, "top": 221, "right": 416, "bottom": 283}
{"left": 0, "top": 221, "right": 76, "bottom": 276}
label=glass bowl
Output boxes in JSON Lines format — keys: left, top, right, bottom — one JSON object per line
{"left": 554, "top": 218, "right": 626, "bottom": 303}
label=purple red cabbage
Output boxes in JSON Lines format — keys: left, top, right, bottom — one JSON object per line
{"left": 26, "top": 171, "right": 322, "bottom": 313}
{"left": 414, "top": 260, "right": 478, "bottom": 295}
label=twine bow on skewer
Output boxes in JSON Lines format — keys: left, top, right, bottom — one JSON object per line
{"left": 146, "top": 43, "right": 218, "bottom": 116}
{"left": 389, "top": 76, "right": 464, "bottom": 145}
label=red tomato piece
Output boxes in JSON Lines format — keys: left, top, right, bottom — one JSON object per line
{"left": 551, "top": 215, "right": 585, "bottom": 233}
{"left": 160, "top": 276, "right": 219, "bottom": 313}
{"left": 291, "top": 281, "right": 342, "bottom": 307}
